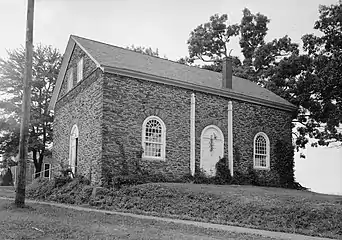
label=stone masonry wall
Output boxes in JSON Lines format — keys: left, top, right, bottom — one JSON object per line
{"left": 52, "top": 43, "right": 293, "bottom": 185}
{"left": 53, "top": 45, "right": 103, "bottom": 184}
{"left": 194, "top": 92, "right": 229, "bottom": 172}
{"left": 102, "top": 73, "right": 192, "bottom": 179}
{"left": 102, "top": 72, "right": 294, "bottom": 185}
{"left": 232, "top": 100, "right": 293, "bottom": 186}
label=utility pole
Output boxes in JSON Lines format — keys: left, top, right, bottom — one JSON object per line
{"left": 15, "top": 0, "right": 35, "bottom": 207}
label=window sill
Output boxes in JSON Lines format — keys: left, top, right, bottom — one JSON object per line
{"left": 142, "top": 156, "right": 165, "bottom": 161}
{"left": 253, "top": 166, "right": 270, "bottom": 171}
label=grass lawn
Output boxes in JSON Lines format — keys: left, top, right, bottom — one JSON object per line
{"left": 0, "top": 186, "right": 15, "bottom": 198}
{"left": 0, "top": 198, "right": 278, "bottom": 240}
{"left": 2, "top": 182, "right": 342, "bottom": 239}
{"left": 89, "top": 183, "right": 342, "bottom": 239}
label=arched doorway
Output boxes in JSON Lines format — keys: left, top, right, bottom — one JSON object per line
{"left": 69, "top": 124, "right": 79, "bottom": 175}
{"left": 200, "top": 125, "right": 224, "bottom": 176}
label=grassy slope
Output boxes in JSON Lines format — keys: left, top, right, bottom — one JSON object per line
{"left": 0, "top": 199, "right": 277, "bottom": 240}
{"left": 91, "top": 183, "right": 342, "bottom": 239}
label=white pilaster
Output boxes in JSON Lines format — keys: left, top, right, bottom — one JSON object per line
{"left": 228, "top": 101, "right": 234, "bottom": 177}
{"left": 190, "top": 93, "right": 196, "bottom": 176}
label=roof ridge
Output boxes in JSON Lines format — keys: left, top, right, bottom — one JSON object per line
{"left": 70, "top": 35, "right": 223, "bottom": 76}
{"left": 71, "top": 35, "right": 290, "bottom": 102}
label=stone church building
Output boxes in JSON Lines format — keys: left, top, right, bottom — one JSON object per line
{"left": 48, "top": 35, "right": 297, "bottom": 185}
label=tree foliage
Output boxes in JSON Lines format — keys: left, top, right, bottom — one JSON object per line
{"left": 0, "top": 45, "right": 62, "bottom": 175}
{"left": 185, "top": 4, "right": 342, "bottom": 150}
{"left": 126, "top": 45, "right": 160, "bottom": 57}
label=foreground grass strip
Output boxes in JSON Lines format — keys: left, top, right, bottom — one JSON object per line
{"left": 89, "top": 183, "right": 342, "bottom": 239}
{"left": 18, "top": 180, "right": 342, "bottom": 239}
{"left": 0, "top": 198, "right": 282, "bottom": 240}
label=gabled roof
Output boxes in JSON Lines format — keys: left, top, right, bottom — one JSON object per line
{"left": 49, "top": 35, "right": 297, "bottom": 112}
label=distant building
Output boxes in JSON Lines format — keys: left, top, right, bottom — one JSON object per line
{"left": 10, "top": 152, "right": 53, "bottom": 186}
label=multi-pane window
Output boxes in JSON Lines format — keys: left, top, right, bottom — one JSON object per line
{"left": 67, "top": 68, "right": 73, "bottom": 91}
{"left": 77, "top": 58, "right": 83, "bottom": 82}
{"left": 142, "top": 116, "right": 166, "bottom": 160}
{"left": 44, "top": 163, "right": 50, "bottom": 178}
{"left": 253, "top": 132, "right": 270, "bottom": 169}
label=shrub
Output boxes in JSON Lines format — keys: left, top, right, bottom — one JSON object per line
{"left": 1, "top": 168, "right": 13, "bottom": 186}
{"left": 193, "top": 157, "right": 233, "bottom": 185}
{"left": 54, "top": 175, "right": 72, "bottom": 188}
{"left": 193, "top": 169, "right": 217, "bottom": 184}
{"left": 27, "top": 178, "right": 55, "bottom": 199}
{"left": 274, "top": 139, "right": 298, "bottom": 188}
{"left": 175, "top": 173, "right": 194, "bottom": 183}
{"left": 246, "top": 165, "right": 260, "bottom": 186}
{"left": 110, "top": 173, "right": 170, "bottom": 189}
{"left": 27, "top": 174, "right": 91, "bottom": 203}
{"left": 215, "top": 157, "right": 232, "bottom": 184}
{"left": 102, "top": 170, "right": 193, "bottom": 189}
{"left": 231, "top": 170, "right": 247, "bottom": 185}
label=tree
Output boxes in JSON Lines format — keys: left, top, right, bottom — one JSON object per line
{"left": 0, "top": 45, "right": 62, "bottom": 176}
{"left": 239, "top": 8, "right": 270, "bottom": 66}
{"left": 187, "top": 13, "right": 240, "bottom": 63}
{"left": 297, "top": 3, "right": 342, "bottom": 148}
{"left": 0, "top": 152, "right": 18, "bottom": 169}
{"left": 126, "top": 45, "right": 160, "bottom": 57}
{"left": 185, "top": 5, "right": 342, "bottom": 150}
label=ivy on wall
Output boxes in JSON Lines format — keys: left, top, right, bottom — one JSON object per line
{"left": 274, "top": 139, "right": 295, "bottom": 188}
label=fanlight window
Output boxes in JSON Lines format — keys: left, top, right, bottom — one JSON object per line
{"left": 253, "top": 132, "right": 270, "bottom": 169}
{"left": 142, "top": 116, "right": 166, "bottom": 160}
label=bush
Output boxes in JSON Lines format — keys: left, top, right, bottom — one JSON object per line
{"left": 230, "top": 170, "right": 247, "bottom": 185}
{"left": 193, "top": 169, "right": 217, "bottom": 184}
{"left": 193, "top": 157, "right": 232, "bottom": 185}
{"left": 27, "top": 174, "right": 91, "bottom": 203}
{"left": 215, "top": 157, "right": 232, "bottom": 184}
{"left": 54, "top": 175, "right": 72, "bottom": 188}
{"left": 246, "top": 165, "right": 260, "bottom": 186}
{"left": 1, "top": 168, "right": 13, "bottom": 186}
{"left": 27, "top": 178, "right": 55, "bottom": 199}
{"left": 103, "top": 171, "right": 193, "bottom": 189}
{"left": 274, "top": 139, "right": 296, "bottom": 188}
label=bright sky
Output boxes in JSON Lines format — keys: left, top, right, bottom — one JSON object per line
{"left": 0, "top": 0, "right": 341, "bottom": 195}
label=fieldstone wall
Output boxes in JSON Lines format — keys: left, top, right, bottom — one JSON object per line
{"left": 100, "top": 72, "right": 293, "bottom": 185}
{"left": 193, "top": 92, "right": 293, "bottom": 186}
{"left": 194, "top": 92, "right": 229, "bottom": 172}
{"left": 232, "top": 100, "right": 293, "bottom": 186}
{"left": 102, "top": 73, "right": 191, "bottom": 179}
{"left": 58, "top": 45, "right": 97, "bottom": 100}
{"left": 53, "top": 44, "right": 103, "bottom": 184}
{"left": 52, "top": 44, "right": 294, "bottom": 186}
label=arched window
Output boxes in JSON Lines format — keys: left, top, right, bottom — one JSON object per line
{"left": 69, "top": 124, "right": 79, "bottom": 175}
{"left": 253, "top": 132, "right": 270, "bottom": 169}
{"left": 142, "top": 116, "right": 166, "bottom": 160}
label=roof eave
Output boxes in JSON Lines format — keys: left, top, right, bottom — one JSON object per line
{"left": 102, "top": 65, "right": 298, "bottom": 112}
{"left": 48, "top": 37, "right": 76, "bottom": 111}
{"left": 48, "top": 36, "right": 104, "bottom": 111}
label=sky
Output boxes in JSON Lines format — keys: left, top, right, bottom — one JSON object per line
{"left": 0, "top": 0, "right": 341, "bottom": 195}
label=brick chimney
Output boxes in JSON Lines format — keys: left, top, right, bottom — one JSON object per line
{"left": 222, "top": 57, "right": 232, "bottom": 89}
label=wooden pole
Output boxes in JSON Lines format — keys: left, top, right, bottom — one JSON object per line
{"left": 15, "top": 0, "right": 34, "bottom": 207}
